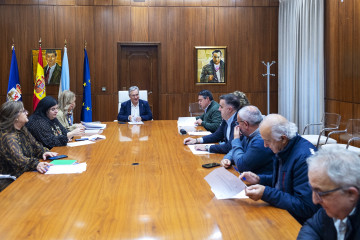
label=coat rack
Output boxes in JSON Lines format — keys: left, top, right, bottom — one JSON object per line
{"left": 262, "top": 61, "right": 276, "bottom": 115}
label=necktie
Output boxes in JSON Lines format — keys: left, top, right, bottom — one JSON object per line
{"left": 45, "top": 68, "right": 50, "bottom": 83}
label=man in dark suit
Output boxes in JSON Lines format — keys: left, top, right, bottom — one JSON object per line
{"left": 117, "top": 86, "right": 152, "bottom": 122}
{"left": 195, "top": 90, "right": 222, "bottom": 133}
{"left": 43, "top": 49, "right": 62, "bottom": 85}
{"left": 184, "top": 93, "right": 240, "bottom": 154}
{"left": 298, "top": 148, "right": 360, "bottom": 239}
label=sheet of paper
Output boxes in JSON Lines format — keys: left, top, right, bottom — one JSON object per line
{"left": 45, "top": 163, "right": 87, "bottom": 174}
{"left": 84, "top": 129, "right": 102, "bottom": 135}
{"left": 204, "top": 167, "right": 248, "bottom": 199}
{"left": 81, "top": 121, "right": 107, "bottom": 129}
{"left": 128, "top": 121, "right": 144, "bottom": 125}
{"left": 177, "top": 117, "right": 196, "bottom": 127}
{"left": 79, "top": 134, "right": 106, "bottom": 141}
{"left": 187, "top": 144, "right": 214, "bottom": 155}
{"left": 187, "top": 131, "right": 212, "bottom": 136}
{"left": 67, "top": 140, "right": 96, "bottom": 147}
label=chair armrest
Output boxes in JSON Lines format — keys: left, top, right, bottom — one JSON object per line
{"left": 347, "top": 137, "right": 360, "bottom": 149}
{"left": 325, "top": 130, "right": 347, "bottom": 144}
{"left": 302, "top": 123, "right": 322, "bottom": 134}
{"left": 0, "top": 175, "right": 16, "bottom": 180}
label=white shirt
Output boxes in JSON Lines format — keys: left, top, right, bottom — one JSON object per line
{"left": 130, "top": 102, "right": 140, "bottom": 121}
{"left": 333, "top": 207, "right": 356, "bottom": 240}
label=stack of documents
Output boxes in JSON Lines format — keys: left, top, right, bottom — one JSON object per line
{"left": 187, "top": 144, "right": 215, "bottom": 155}
{"left": 204, "top": 167, "right": 248, "bottom": 199}
{"left": 177, "top": 117, "right": 196, "bottom": 127}
{"left": 81, "top": 121, "right": 107, "bottom": 130}
{"left": 45, "top": 162, "right": 87, "bottom": 174}
{"left": 187, "top": 131, "right": 212, "bottom": 136}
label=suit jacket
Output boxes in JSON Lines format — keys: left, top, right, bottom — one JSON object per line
{"left": 117, "top": 99, "right": 153, "bottom": 122}
{"left": 202, "top": 112, "right": 237, "bottom": 154}
{"left": 200, "top": 60, "right": 225, "bottom": 83}
{"left": 44, "top": 63, "right": 62, "bottom": 84}
{"left": 196, "top": 100, "right": 222, "bottom": 133}
{"left": 297, "top": 201, "right": 360, "bottom": 240}
{"left": 259, "top": 135, "right": 319, "bottom": 224}
{"left": 224, "top": 129, "right": 274, "bottom": 175}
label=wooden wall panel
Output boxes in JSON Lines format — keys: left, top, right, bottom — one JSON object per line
{"left": 131, "top": 7, "right": 149, "bottom": 42}
{"left": 0, "top": 2, "right": 279, "bottom": 121}
{"left": 325, "top": 0, "right": 360, "bottom": 144}
{"left": 354, "top": 0, "right": 360, "bottom": 103}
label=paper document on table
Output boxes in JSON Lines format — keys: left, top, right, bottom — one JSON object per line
{"left": 84, "top": 129, "right": 102, "bottom": 135}
{"left": 128, "top": 121, "right": 144, "bottom": 125}
{"left": 187, "top": 144, "right": 214, "bottom": 155}
{"left": 177, "top": 117, "right": 196, "bottom": 127}
{"left": 204, "top": 167, "right": 248, "bottom": 199}
{"left": 81, "top": 121, "right": 107, "bottom": 129}
{"left": 67, "top": 140, "right": 96, "bottom": 147}
{"left": 45, "top": 163, "right": 87, "bottom": 174}
{"left": 187, "top": 131, "right": 212, "bottom": 136}
{"left": 78, "top": 134, "right": 106, "bottom": 141}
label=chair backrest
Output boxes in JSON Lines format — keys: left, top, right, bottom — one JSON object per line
{"left": 189, "top": 102, "right": 204, "bottom": 117}
{"left": 323, "top": 112, "right": 342, "bottom": 130}
{"left": 118, "top": 90, "right": 148, "bottom": 112}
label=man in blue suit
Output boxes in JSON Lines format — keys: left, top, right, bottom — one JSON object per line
{"left": 239, "top": 114, "right": 319, "bottom": 225}
{"left": 117, "top": 86, "right": 152, "bottom": 122}
{"left": 184, "top": 93, "right": 240, "bottom": 154}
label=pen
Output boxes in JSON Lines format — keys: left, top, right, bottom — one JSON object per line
{"left": 75, "top": 138, "right": 89, "bottom": 141}
{"left": 233, "top": 166, "right": 239, "bottom": 172}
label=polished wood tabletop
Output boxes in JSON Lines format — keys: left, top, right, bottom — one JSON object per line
{"left": 0, "top": 121, "right": 301, "bottom": 239}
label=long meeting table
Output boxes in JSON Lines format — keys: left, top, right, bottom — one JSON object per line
{"left": 0, "top": 121, "right": 301, "bottom": 239}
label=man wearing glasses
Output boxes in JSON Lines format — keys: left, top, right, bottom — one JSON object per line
{"left": 239, "top": 114, "right": 319, "bottom": 224}
{"left": 117, "top": 86, "right": 152, "bottom": 122}
{"left": 297, "top": 148, "right": 360, "bottom": 239}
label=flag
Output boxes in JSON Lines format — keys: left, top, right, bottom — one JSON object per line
{"left": 59, "top": 46, "right": 70, "bottom": 97}
{"left": 81, "top": 48, "right": 92, "bottom": 122}
{"left": 33, "top": 45, "right": 46, "bottom": 110}
{"left": 7, "top": 47, "right": 22, "bottom": 102}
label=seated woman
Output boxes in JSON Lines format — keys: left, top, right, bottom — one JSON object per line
{"left": 57, "top": 90, "right": 85, "bottom": 132}
{"left": 0, "top": 101, "right": 57, "bottom": 191}
{"left": 26, "top": 96, "right": 83, "bottom": 149}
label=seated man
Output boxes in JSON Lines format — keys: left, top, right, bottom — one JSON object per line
{"left": 239, "top": 114, "right": 319, "bottom": 224}
{"left": 221, "top": 105, "right": 274, "bottom": 175}
{"left": 117, "top": 86, "right": 152, "bottom": 122}
{"left": 195, "top": 90, "right": 222, "bottom": 133}
{"left": 298, "top": 148, "right": 360, "bottom": 239}
{"left": 184, "top": 94, "right": 239, "bottom": 154}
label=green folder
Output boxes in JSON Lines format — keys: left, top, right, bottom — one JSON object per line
{"left": 51, "top": 160, "right": 77, "bottom": 165}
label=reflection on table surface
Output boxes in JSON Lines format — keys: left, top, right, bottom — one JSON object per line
{"left": 0, "top": 121, "right": 301, "bottom": 239}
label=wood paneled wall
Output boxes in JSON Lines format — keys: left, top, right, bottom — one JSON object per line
{"left": 0, "top": 0, "right": 279, "bottom": 121}
{"left": 325, "top": 0, "right": 360, "bottom": 130}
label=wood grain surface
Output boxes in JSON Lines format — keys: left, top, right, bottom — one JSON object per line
{"left": 0, "top": 121, "right": 300, "bottom": 239}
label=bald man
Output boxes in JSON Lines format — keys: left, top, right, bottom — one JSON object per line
{"left": 240, "top": 114, "right": 319, "bottom": 224}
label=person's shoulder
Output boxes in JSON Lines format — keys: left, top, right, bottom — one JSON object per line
{"left": 57, "top": 109, "right": 65, "bottom": 117}
{"left": 211, "top": 101, "right": 220, "bottom": 108}
{"left": 56, "top": 63, "right": 62, "bottom": 70}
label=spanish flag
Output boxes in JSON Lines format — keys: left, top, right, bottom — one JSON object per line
{"left": 33, "top": 44, "right": 46, "bottom": 110}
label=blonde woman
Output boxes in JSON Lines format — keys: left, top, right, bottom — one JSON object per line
{"left": 57, "top": 90, "right": 84, "bottom": 132}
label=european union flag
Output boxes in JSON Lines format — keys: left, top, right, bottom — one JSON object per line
{"left": 7, "top": 48, "right": 22, "bottom": 101}
{"left": 81, "top": 48, "right": 92, "bottom": 122}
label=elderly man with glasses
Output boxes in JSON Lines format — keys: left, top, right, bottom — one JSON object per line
{"left": 297, "top": 148, "right": 360, "bottom": 240}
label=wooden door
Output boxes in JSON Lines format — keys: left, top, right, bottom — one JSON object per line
{"left": 118, "top": 43, "right": 160, "bottom": 120}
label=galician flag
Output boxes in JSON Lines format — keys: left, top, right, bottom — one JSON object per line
{"left": 59, "top": 45, "right": 70, "bottom": 97}
{"left": 81, "top": 48, "right": 92, "bottom": 122}
{"left": 7, "top": 46, "right": 22, "bottom": 102}
{"left": 33, "top": 44, "right": 46, "bottom": 110}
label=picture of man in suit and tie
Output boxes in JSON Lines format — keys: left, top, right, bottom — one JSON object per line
{"left": 43, "top": 49, "right": 62, "bottom": 85}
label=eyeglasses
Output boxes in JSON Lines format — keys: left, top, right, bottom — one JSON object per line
{"left": 18, "top": 109, "right": 28, "bottom": 115}
{"left": 309, "top": 183, "right": 343, "bottom": 201}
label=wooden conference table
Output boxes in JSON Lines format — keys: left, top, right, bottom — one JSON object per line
{"left": 0, "top": 121, "right": 301, "bottom": 239}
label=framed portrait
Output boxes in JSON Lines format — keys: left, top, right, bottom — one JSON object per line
{"left": 195, "top": 46, "right": 227, "bottom": 85}
{"left": 32, "top": 48, "right": 62, "bottom": 86}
